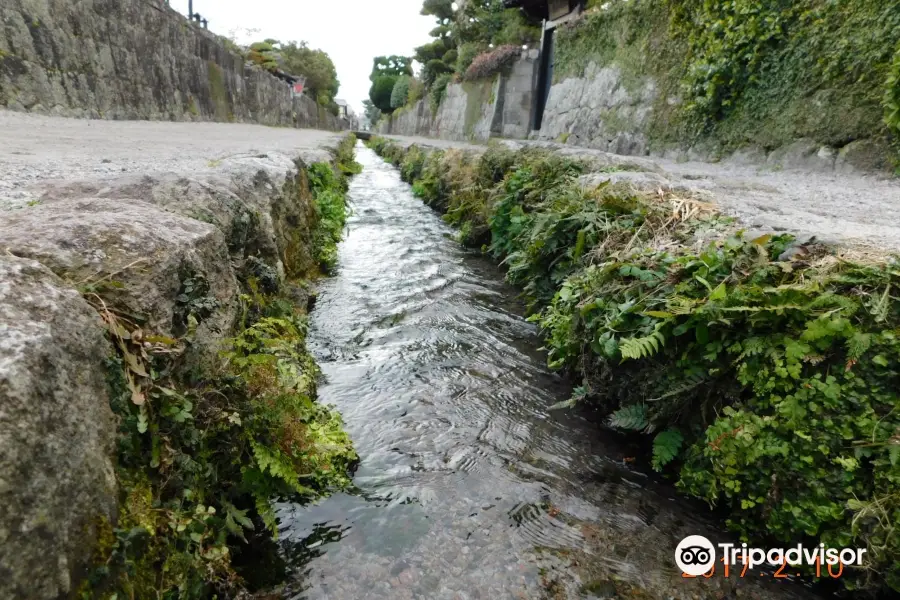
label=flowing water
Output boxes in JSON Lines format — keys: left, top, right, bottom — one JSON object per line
{"left": 274, "top": 144, "right": 822, "bottom": 600}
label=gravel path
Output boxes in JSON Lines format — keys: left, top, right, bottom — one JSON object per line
{"left": 2, "top": 111, "right": 898, "bottom": 252}
{"left": 0, "top": 110, "right": 344, "bottom": 210}
{"left": 383, "top": 134, "right": 900, "bottom": 252}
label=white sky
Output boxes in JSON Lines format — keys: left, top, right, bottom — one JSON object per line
{"left": 170, "top": 0, "right": 435, "bottom": 116}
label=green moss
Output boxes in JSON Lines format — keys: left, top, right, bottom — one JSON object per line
{"left": 556, "top": 0, "right": 898, "bottom": 157}
{"left": 207, "top": 61, "right": 231, "bottom": 122}
{"left": 78, "top": 142, "right": 361, "bottom": 599}
{"left": 462, "top": 80, "right": 493, "bottom": 137}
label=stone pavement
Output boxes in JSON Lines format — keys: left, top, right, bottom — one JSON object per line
{"left": 382, "top": 133, "right": 900, "bottom": 252}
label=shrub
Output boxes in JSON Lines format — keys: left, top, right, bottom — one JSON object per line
{"left": 390, "top": 76, "right": 411, "bottom": 109}
{"left": 369, "top": 74, "right": 398, "bottom": 113}
{"left": 368, "top": 138, "right": 900, "bottom": 595}
{"left": 455, "top": 42, "right": 483, "bottom": 75}
{"left": 464, "top": 44, "right": 522, "bottom": 81}
{"left": 407, "top": 77, "right": 426, "bottom": 106}
{"left": 429, "top": 73, "right": 453, "bottom": 112}
{"left": 247, "top": 42, "right": 278, "bottom": 72}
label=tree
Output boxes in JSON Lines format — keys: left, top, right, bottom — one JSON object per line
{"left": 370, "top": 56, "right": 414, "bottom": 80}
{"left": 363, "top": 99, "right": 382, "bottom": 124}
{"left": 391, "top": 76, "right": 412, "bottom": 109}
{"left": 247, "top": 39, "right": 341, "bottom": 107}
{"left": 279, "top": 41, "right": 340, "bottom": 105}
{"left": 421, "top": 0, "right": 455, "bottom": 21}
{"left": 414, "top": 40, "right": 451, "bottom": 64}
{"left": 369, "top": 74, "right": 399, "bottom": 113}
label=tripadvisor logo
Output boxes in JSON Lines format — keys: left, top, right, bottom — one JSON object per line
{"left": 675, "top": 535, "right": 716, "bottom": 576}
{"left": 675, "top": 535, "right": 868, "bottom": 578}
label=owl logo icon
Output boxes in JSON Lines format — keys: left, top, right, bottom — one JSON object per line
{"left": 675, "top": 535, "right": 716, "bottom": 576}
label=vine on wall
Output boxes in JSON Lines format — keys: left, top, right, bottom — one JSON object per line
{"left": 554, "top": 0, "right": 900, "bottom": 155}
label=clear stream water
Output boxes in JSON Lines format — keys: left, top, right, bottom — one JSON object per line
{"left": 273, "top": 145, "right": 822, "bottom": 600}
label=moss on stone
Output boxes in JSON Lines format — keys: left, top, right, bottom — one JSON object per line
{"left": 555, "top": 0, "right": 896, "bottom": 158}
{"left": 78, "top": 139, "right": 361, "bottom": 599}
{"left": 207, "top": 61, "right": 231, "bottom": 122}
{"left": 462, "top": 80, "right": 493, "bottom": 137}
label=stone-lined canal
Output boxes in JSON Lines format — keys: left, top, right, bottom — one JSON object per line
{"left": 274, "top": 144, "right": 821, "bottom": 600}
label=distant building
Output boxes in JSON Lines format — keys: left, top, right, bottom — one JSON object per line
{"left": 334, "top": 99, "right": 359, "bottom": 129}
{"left": 335, "top": 99, "right": 350, "bottom": 118}
{"left": 503, "top": 0, "right": 584, "bottom": 21}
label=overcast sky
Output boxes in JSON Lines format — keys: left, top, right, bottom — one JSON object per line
{"left": 170, "top": 0, "right": 435, "bottom": 115}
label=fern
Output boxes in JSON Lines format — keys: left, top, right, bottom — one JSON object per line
{"left": 609, "top": 403, "right": 649, "bottom": 431}
{"left": 847, "top": 332, "right": 873, "bottom": 361}
{"left": 251, "top": 442, "right": 316, "bottom": 496}
{"left": 872, "top": 285, "right": 891, "bottom": 323}
{"left": 548, "top": 385, "right": 588, "bottom": 410}
{"left": 648, "top": 371, "right": 707, "bottom": 402}
{"left": 736, "top": 336, "right": 767, "bottom": 361}
{"left": 652, "top": 428, "right": 684, "bottom": 471}
{"left": 619, "top": 329, "right": 665, "bottom": 360}
{"left": 668, "top": 296, "right": 700, "bottom": 315}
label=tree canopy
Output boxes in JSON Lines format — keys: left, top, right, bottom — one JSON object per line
{"left": 370, "top": 55, "right": 414, "bottom": 80}
{"left": 369, "top": 73, "right": 399, "bottom": 114}
{"left": 412, "top": 0, "right": 540, "bottom": 90}
{"left": 280, "top": 41, "right": 340, "bottom": 105}
{"left": 367, "top": 0, "right": 541, "bottom": 119}
{"left": 247, "top": 39, "right": 340, "bottom": 107}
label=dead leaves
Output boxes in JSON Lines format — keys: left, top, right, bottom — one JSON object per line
{"left": 84, "top": 291, "right": 183, "bottom": 410}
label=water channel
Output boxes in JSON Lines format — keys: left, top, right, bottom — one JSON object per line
{"left": 274, "top": 144, "right": 822, "bottom": 600}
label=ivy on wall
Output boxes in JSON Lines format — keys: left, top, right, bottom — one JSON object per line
{"left": 554, "top": 0, "right": 900, "bottom": 155}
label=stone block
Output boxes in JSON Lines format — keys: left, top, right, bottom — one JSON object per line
{"left": 0, "top": 255, "right": 117, "bottom": 600}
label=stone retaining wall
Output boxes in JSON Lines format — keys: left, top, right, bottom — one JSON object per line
{"left": 0, "top": 0, "right": 349, "bottom": 130}
{"left": 0, "top": 140, "right": 343, "bottom": 599}
{"left": 377, "top": 51, "right": 538, "bottom": 141}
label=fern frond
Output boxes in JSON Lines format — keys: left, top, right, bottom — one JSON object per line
{"left": 667, "top": 296, "right": 699, "bottom": 315}
{"left": 609, "top": 403, "right": 649, "bottom": 431}
{"left": 652, "top": 428, "right": 684, "bottom": 471}
{"left": 619, "top": 329, "right": 665, "bottom": 360}
{"left": 847, "top": 332, "right": 873, "bottom": 361}
{"left": 648, "top": 372, "right": 707, "bottom": 402}
{"left": 736, "top": 336, "right": 767, "bottom": 361}
{"left": 872, "top": 284, "right": 891, "bottom": 323}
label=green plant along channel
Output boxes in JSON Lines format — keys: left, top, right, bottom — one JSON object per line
{"left": 78, "top": 136, "right": 361, "bottom": 599}
{"left": 367, "top": 136, "right": 900, "bottom": 594}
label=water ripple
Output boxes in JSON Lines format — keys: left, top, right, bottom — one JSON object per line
{"left": 276, "top": 144, "right": 822, "bottom": 600}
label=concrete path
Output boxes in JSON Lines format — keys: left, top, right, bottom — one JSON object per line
{"left": 382, "top": 134, "right": 900, "bottom": 253}
{"left": 2, "top": 111, "right": 898, "bottom": 253}
{"left": 0, "top": 110, "right": 345, "bottom": 210}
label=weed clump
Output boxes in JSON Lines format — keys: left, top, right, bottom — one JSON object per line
{"left": 367, "top": 136, "right": 900, "bottom": 595}
{"left": 80, "top": 137, "right": 360, "bottom": 599}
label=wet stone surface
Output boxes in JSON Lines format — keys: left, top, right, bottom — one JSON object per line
{"left": 274, "top": 145, "right": 824, "bottom": 600}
